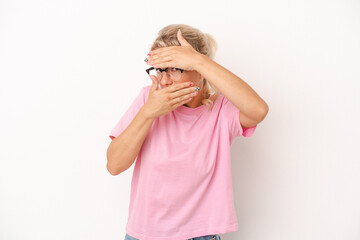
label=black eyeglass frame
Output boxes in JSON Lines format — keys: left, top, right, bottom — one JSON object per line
{"left": 145, "top": 67, "right": 184, "bottom": 75}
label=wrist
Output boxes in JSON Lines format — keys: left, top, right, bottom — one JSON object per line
{"left": 194, "top": 53, "right": 210, "bottom": 73}
{"left": 139, "top": 105, "right": 156, "bottom": 121}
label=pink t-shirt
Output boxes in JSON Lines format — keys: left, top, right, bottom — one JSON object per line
{"left": 109, "top": 85, "right": 257, "bottom": 240}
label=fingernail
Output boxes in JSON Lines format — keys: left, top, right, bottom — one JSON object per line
{"left": 189, "top": 82, "right": 193, "bottom": 86}
{"left": 195, "top": 87, "right": 200, "bottom": 91}
{"left": 147, "top": 53, "right": 151, "bottom": 56}
{"left": 144, "top": 58, "right": 148, "bottom": 62}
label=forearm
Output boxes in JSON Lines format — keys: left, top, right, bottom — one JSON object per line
{"left": 106, "top": 106, "right": 155, "bottom": 175}
{"left": 195, "top": 54, "right": 268, "bottom": 120}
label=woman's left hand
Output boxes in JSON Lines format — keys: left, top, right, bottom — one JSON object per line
{"left": 146, "top": 29, "right": 203, "bottom": 71}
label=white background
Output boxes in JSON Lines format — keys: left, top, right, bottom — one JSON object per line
{"left": 0, "top": 0, "right": 359, "bottom": 239}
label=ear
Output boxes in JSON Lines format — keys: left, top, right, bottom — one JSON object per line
{"left": 177, "top": 29, "right": 191, "bottom": 47}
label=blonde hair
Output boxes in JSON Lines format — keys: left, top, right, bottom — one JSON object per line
{"left": 150, "top": 24, "right": 220, "bottom": 110}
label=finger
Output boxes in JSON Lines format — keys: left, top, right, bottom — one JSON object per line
{"left": 148, "top": 49, "right": 174, "bottom": 61}
{"left": 150, "top": 46, "right": 176, "bottom": 56}
{"left": 177, "top": 29, "right": 191, "bottom": 47}
{"left": 169, "top": 87, "right": 198, "bottom": 104}
{"left": 166, "top": 81, "right": 194, "bottom": 93}
{"left": 149, "top": 54, "right": 174, "bottom": 66}
{"left": 170, "top": 93, "right": 194, "bottom": 108}
{"left": 150, "top": 75, "right": 159, "bottom": 91}
{"left": 152, "top": 60, "right": 174, "bottom": 69}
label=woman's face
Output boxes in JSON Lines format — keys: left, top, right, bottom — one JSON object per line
{"left": 158, "top": 69, "right": 204, "bottom": 106}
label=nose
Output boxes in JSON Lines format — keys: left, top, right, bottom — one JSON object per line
{"left": 160, "top": 70, "right": 173, "bottom": 85}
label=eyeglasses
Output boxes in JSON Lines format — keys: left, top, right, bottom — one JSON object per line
{"left": 145, "top": 67, "right": 184, "bottom": 81}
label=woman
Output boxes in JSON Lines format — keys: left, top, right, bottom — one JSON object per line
{"left": 107, "top": 24, "right": 268, "bottom": 240}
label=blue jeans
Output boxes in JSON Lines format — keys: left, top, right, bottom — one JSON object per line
{"left": 125, "top": 233, "right": 221, "bottom": 240}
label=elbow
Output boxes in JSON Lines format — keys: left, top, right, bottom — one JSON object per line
{"left": 106, "top": 152, "right": 121, "bottom": 176}
{"left": 252, "top": 103, "right": 269, "bottom": 125}
{"left": 106, "top": 162, "right": 117, "bottom": 176}
{"left": 262, "top": 103, "right": 269, "bottom": 117}
{"left": 107, "top": 162, "right": 122, "bottom": 176}
{"left": 258, "top": 102, "right": 269, "bottom": 121}
{"left": 106, "top": 146, "right": 119, "bottom": 176}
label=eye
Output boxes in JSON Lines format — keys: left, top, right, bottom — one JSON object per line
{"left": 171, "top": 68, "right": 179, "bottom": 72}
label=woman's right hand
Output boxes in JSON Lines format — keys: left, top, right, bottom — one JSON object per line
{"left": 142, "top": 75, "right": 199, "bottom": 119}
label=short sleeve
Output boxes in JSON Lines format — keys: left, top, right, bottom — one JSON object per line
{"left": 109, "top": 86, "right": 150, "bottom": 140}
{"left": 221, "top": 94, "right": 257, "bottom": 139}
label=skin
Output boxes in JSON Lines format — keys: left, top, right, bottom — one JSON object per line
{"left": 157, "top": 69, "right": 205, "bottom": 108}
{"left": 146, "top": 29, "right": 269, "bottom": 128}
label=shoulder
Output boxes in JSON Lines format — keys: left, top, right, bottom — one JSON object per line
{"left": 142, "top": 85, "right": 152, "bottom": 94}
{"left": 138, "top": 85, "right": 152, "bottom": 101}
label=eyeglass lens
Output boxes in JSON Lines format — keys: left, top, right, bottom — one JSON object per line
{"left": 148, "top": 68, "right": 182, "bottom": 81}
